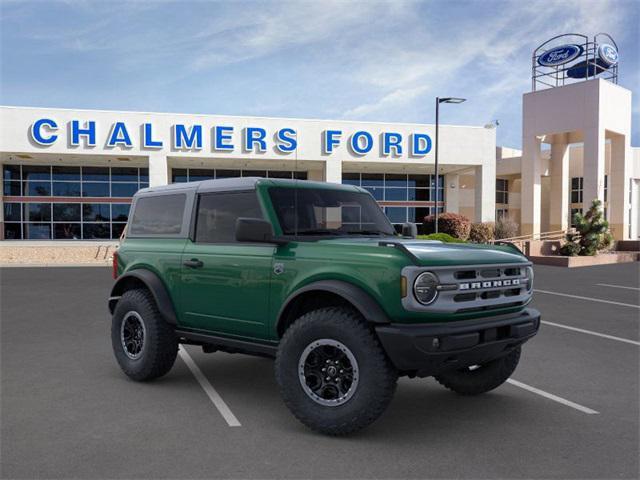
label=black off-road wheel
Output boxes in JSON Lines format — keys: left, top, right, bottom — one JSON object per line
{"left": 275, "top": 307, "right": 398, "bottom": 436}
{"left": 434, "top": 347, "right": 521, "bottom": 396}
{"left": 111, "top": 288, "right": 178, "bottom": 381}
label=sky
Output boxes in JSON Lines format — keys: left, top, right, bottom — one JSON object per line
{"left": 1, "top": 0, "right": 638, "bottom": 148}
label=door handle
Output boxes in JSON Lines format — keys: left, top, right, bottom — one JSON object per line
{"left": 183, "top": 259, "right": 204, "bottom": 269}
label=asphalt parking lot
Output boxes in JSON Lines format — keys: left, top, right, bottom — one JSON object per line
{"left": 1, "top": 263, "right": 639, "bottom": 479}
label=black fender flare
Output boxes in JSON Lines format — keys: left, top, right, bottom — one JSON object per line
{"left": 276, "top": 280, "right": 390, "bottom": 334}
{"left": 108, "top": 269, "right": 178, "bottom": 325}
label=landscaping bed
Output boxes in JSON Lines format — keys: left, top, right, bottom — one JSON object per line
{"left": 529, "top": 252, "right": 639, "bottom": 267}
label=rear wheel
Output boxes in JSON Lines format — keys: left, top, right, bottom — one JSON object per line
{"left": 111, "top": 289, "right": 178, "bottom": 381}
{"left": 434, "top": 347, "right": 521, "bottom": 395}
{"left": 275, "top": 307, "right": 398, "bottom": 435}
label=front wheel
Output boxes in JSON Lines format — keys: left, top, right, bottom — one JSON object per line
{"left": 275, "top": 307, "right": 398, "bottom": 435}
{"left": 434, "top": 347, "right": 521, "bottom": 395}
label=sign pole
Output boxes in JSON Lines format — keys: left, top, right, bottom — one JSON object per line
{"left": 434, "top": 97, "right": 440, "bottom": 234}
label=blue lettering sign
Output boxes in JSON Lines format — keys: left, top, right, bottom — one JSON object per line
{"left": 30, "top": 118, "right": 58, "bottom": 145}
{"left": 107, "top": 122, "right": 132, "bottom": 148}
{"left": 350, "top": 131, "right": 373, "bottom": 155}
{"left": 275, "top": 128, "right": 297, "bottom": 153}
{"left": 382, "top": 132, "right": 403, "bottom": 156}
{"left": 71, "top": 120, "right": 96, "bottom": 147}
{"left": 143, "top": 123, "right": 163, "bottom": 148}
{"left": 323, "top": 130, "right": 342, "bottom": 154}
{"left": 411, "top": 133, "right": 432, "bottom": 156}
{"left": 214, "top": 126, "right": 234, "bottom": 151}
{"left": 173, "top": 124, "right": 202, "bottom": 150}
{"left": 244, "top": 127, "right": 267, "bottom": 152}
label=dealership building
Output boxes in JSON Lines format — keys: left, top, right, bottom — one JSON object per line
{"left": 1, "top": 35, "right": 638, "bottom": 242}
{"left": 0, "top": 106, "right": 499, "bottom": 240}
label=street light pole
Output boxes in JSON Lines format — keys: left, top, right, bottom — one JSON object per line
{"left": 435, "top": 97, "right": 440, "bottom": 233}
{"left": 433, "top": 96, "right": 466, "bottom": 234}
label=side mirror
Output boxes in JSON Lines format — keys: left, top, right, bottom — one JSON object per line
{"left": 401, "top": 222, "right": 417, "bottom": 238}
{"left": 236, "top": 218, "right": 286, "bottom": 244}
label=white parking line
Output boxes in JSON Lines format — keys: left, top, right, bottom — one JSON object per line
{"left": 506, "top": 379, "right": 599, "bottom": 415}
{"left": 541, "top": 320, "right": 640, "bottom": 346}
{"left": 596, "top": 283, "right": 640, "bottom": 291}
{"left": 534, "top": 289, "right": 640, "bottom": 309}
{"left": 178, "top": 346, "right": 241, "bottom": 427}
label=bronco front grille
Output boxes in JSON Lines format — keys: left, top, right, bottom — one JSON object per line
{"left": 401, "top": 262, "right": 532, "bottom": 314}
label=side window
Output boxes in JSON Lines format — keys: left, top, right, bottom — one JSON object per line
{"left": 129, "top": 194, "right": 186, "bottom": 235}
{"left": 195, "top": 191, "right": 263, "bottom": 243}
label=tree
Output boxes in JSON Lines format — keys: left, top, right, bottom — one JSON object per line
{"left": 560, "top": 199, "right": 613, "bottom": 256}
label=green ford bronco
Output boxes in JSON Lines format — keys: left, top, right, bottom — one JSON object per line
{"left": 109, "top": 177, "right": 540, "bottom": 435}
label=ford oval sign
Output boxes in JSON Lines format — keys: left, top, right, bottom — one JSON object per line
{"left": 538, "top": 44, "right": 583, "bottom": 67}
{"left": 598, "top": 43, "right": 618, "bottom": 66}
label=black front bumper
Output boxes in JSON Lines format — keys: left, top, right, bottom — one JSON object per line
{"left": 375, "top": 308, "right": 541, "bottom": 377}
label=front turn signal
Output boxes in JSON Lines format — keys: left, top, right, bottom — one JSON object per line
{"left": 401, "top": 276, "right": 408, "bottom": 298}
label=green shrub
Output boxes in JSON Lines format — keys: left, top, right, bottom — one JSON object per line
{"left": 559, "top": 241, "right": 580, "bottom": 256}
{"left": 422, "top": 213, "right": 471, "bottom": 240}
{"left": 560, "top": 199, "right": 613, "bottom": 256}
{"left": 495, "top": 217, "right": 519, "bottom": 239}
{"left": 469, "top": 222, "right": 495, "bottom": 243}
{"left": 417, "top": 233, "right": 466, "bottom": 243}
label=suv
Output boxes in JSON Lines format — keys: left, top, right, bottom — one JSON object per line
{"left": 109, "top": 178, "right": 540, "bottom": 435}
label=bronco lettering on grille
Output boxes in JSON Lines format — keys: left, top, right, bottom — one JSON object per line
{"left": 459, "top": 279, "right": 520, "bottom": 290}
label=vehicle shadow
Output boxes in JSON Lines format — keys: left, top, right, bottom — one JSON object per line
{"left": 179, "top": 350, "right": 540, "bottom": 441}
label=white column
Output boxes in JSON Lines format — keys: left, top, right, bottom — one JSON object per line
{"left": 549, "top": 135, "right": 570, "bottom": 232}
{"left": 609, "top": 134, "right": 631, "bottom": 240}
{"left": 324, "top": 159, "right": 342, "bottom": 184}
{"left": 445, "top": 173, "right": 459, "bottom": 213}
{"left": 582, "top": 126, "right": 605, "bottom": 211}
{"left": 474, "top": 163, "right": 495, "bottom": 223}
{"left": 521, "top": 135, "right": 542, "bottom": 236}
{"left": 148, "top": 153, "right": 169, "bottom": 187}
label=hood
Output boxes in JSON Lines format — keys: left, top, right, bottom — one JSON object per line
{"left": 318, "top": 237, "right": 527, "bottom": 266}
{"left": 399, "top": 240, "right": 526, "bottom": 266}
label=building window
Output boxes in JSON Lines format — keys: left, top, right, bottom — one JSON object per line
{"left": 2, "top": 165, "right": 148, "bottom": 198}
{"left": 496, "top": 179, "right": 508, "bottom": 204}
{"left": 570, "top": 208, "right": 583, "bottom": 228}
{"left": 604, "top": 175, "right": 608, "bottom": 203}
{"left": 496, "top": 208, "right": 509, "bottom": 220}
{"left": 342, "top": 173, "right": 444, "bottom": 226}
{"left": 2, "top": 164, "right": 142, "bottom": 240}
{"left": 171, "top": 168, "right": 306, "bottom": 183}
{"left": 570, "top": 177, "right": 583, "bottom": 203}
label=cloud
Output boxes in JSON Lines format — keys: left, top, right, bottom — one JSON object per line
{"left": 188, "top": 1, "right": 410, "bottom": 71}
{"left": 1, "top": 0, "right": 636, "bottom": 147}
{"left": 338, "top": 0, "right": 629, "bottom": 121}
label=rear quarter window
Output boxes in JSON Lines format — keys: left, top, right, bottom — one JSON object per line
{"left": 129, "top": 193, "right": 186, "bottom": 236}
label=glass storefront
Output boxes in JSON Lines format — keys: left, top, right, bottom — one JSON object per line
{"left": 343, "top": 173, "right": 445, "bottom": 227}
{"left": 2, "top": 164, "right": 146, "bottom": 239}
{"left": 172, "top": 168, "right": 307, "bottom": 183}
{"left": 3, "top": 165, "right": 447, "bottom": 239}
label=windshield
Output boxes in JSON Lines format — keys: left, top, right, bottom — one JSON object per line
{"left": 268, "top": 187, "right": 396, "bottom": 237}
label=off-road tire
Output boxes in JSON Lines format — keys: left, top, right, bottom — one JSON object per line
{"left": 434, "top": 347, "right": 521, "bottom": 396}
{"left": 111, "top": 288, "right": 178, "bottom": 381}
{"left": 275, "top": 307, "right": 398, "bottom": 435}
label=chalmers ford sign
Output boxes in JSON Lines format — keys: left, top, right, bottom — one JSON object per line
{"left": 28, "top": 118, "right": 434, "bottom": 157}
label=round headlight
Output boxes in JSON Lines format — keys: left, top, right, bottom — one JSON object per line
{"left": 414, "top": 272, "right": 439, "bottom": 305}
{"left": 525, "top": 266, "right": 534, "bottom": 292}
